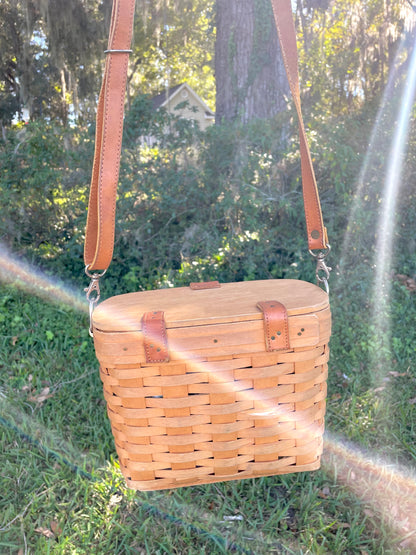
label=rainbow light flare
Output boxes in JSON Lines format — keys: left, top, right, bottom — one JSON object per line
{"left": 0, "top": 243, "right": 87, "bottom": 314}
{"left": 323, "top": 434, "right": 416, "bottom": 550}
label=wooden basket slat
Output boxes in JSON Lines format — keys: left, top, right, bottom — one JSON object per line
{"left": 150, "top": 433, "right": 212, "bottom": 446}
{"left": 233, "top": 362, "right": 294, "bottom": 380}
{"left": 195, "top": 438, "right": 253, "bottom": 451}
{"left": 190, "top": 400, "right": 254, "bottom": 415}
{"left": 123, "top": 459, "right": 323, "bottom": 491}
{"left": 111, "top": 407, "right": 165, "bottom": 418}
{"left": 145, "top": 395, "right": 210, "bottom": 409}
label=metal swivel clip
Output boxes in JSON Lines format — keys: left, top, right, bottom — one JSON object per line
{"left": 309, "top": 245, "right": 332, "bottom": 294}
{"left": 84, "top": 266, "right": 106, "bottom": 337}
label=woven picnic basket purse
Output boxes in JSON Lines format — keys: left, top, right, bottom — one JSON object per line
{"left": 84, "top": 0, "right": 332, "bottom": 491}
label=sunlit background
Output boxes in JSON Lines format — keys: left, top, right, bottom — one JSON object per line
{"left": 1, "top": 0, "right": 416, "bottom": 552}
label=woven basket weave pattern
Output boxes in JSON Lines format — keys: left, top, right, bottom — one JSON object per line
{"left": 98, "top": 341, "right": 329, "bottom": 490}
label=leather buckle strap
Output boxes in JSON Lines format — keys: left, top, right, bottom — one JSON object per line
{"left": 190, "top": 281, "right": 221, "bottom": 290}
{"left": 257, "top": 300, "right": 290, "bottom": 351}
{"left": 142, "top": 311, "right": 170, "bottom": 363}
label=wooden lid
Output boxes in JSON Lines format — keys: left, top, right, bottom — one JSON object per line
{"left": 93, "top": 279, "right": 329, "bottom": 332}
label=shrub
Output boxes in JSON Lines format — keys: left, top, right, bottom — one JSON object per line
{"left": 1, "top": 95, "right": 415, "bottom": 298}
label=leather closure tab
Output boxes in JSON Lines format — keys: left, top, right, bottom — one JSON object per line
{"left": 190, "top": 281, "right": 221, "bottom": 290}
{"left": 142, "top": 311, "right": 169, "bottom": 363}
{"left": 257, "top": 301, "right": 290, "bottom": 351}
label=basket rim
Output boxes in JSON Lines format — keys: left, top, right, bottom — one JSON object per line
{"left": 93, "top": 279, "right": 329, "bottom": 333}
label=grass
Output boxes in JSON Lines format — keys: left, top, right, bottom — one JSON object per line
{"left": 1, "top": 278, "right": 416, "bottom": 554}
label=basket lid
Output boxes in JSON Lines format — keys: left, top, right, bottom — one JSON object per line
{"left": 92, "top": 279, "right": 329, "bottom": 333}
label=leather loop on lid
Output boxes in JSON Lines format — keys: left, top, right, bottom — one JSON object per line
{"left": 257, "top": 300, "right": 290, "bottom": 351}
{"left": 142, "top": 311, "right": 169, "bottom": 363}
{"left": 190, "top": 281, "right": 221, "bottom": 290}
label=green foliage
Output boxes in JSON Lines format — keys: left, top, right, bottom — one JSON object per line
{"left": 1, "top": 85, "right": 415, "bottom": 296}
{"left": 132, "top": 0, "right": 216, "bottom": 110}
{"left": 298, "top": 0, "right": 414, "bottom": 115}
{"left": 0, "top": 103, "right": 309, "bottom": 294}
{"left": 0, "top": 0, "right": 107, "bottom": 124}
{"left": 102, "top": 99, "right": 318, "bottom": 293}
{"left": 0, "top": 1, "right": 25, "bottom": 125}
{"left": 0, "top": 121, "right": 92, "bottom": 280}
{"left": 0, "top": 0, "right": 215, "bottom": 124}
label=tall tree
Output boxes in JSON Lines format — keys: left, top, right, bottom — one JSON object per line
{"left": 0, "top": 0, "right": 107, "bottom": 125}
{"left": 129, "top": 0, "right": 216, "bottom": 109}
{"left": 215, "top": 0, "right": 289, "bottom": 123}
{"left": 296, "top": 0, "right": 416, "bottom": 115}
{"left": 0, "top": 0, "right": 216, "bottom": 125}
{"left": 32, "top": 0, "right": 109, "bottom": 123}
{"left": 0, "top": 1, "right": 24, "bottom": 129}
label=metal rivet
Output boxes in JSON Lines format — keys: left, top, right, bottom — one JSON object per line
{"left": 277, "top": 331, "right": 281, "bottom": 336}
{"left": 271, "top": 336, "right": 276, "bottom": 341}
{"left": 213, "top": 339, "right": 218, "bottom": 343}
{"left": 311, "top": 230, "right": 320, "bottom": 240}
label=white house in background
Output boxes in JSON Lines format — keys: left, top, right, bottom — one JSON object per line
{"left": 151, "top": 82, "right": 215, "bottom": 130}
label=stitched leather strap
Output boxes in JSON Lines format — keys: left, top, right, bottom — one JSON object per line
{"left": 270, "top": 0, "right": 328, "bottom": 250}
{"left": 257, "top": 300, "right": 290, "bottom": 351}
{"left": 84, "top": 0, "right": 135, "bottom": 271}
{"left": 84, "top": 0, "right": 328, "bottom": 271}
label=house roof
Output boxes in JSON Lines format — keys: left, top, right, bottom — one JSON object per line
{"left": 151, "top": 83, "right": 183, "bottom": 110}
{"left": 151, "top": 83, "right": 215, "bottom": 118}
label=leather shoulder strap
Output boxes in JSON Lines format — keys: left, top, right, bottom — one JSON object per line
{"left": 271, "top": 0, "right": 328, "bottom": 251}
{"left": 84, "top": 0, "right": 135, "bottom": 271}
{"left": 84, "top": 0, "right": 328, "bottom": 272}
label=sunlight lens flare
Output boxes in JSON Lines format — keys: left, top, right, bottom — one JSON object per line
{"left": 370, "top": 32, "right": 416, "bottom": 374}
{"left": 340, "top": 40, "right": 407, "bottom": 264}
{"left": 373, "top": 33, "right": 416, "bottom": 301}
{"left": 0, "top": 243, "right": 86, "bottom": 313}
{"left": 323, "top": 433, "right": 416, "bottom": 550}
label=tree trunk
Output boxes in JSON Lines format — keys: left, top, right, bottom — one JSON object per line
{"left": 215, "top": 0, "right": 289, "bottom": 124}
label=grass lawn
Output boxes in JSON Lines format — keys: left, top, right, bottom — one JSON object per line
{"left": 1, "top": 274, "right": 415, "bottom": 554}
